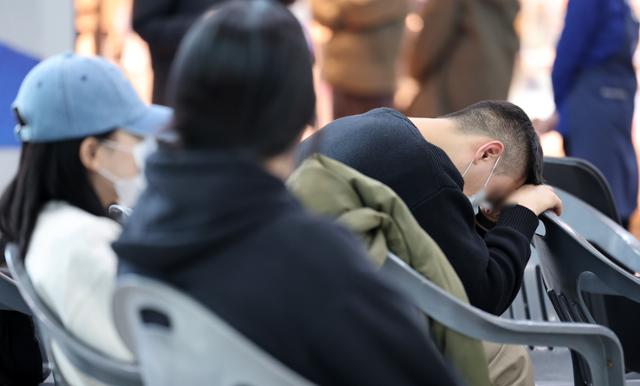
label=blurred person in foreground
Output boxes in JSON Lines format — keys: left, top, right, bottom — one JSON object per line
{"left": 405, "top": 0, "right": 520, "bottom": 117}
{"left": 536, "top": 0, "right": 639, "bottom": 229}
{"left": 115, "top": 1, "right": 464, "bottom": 384}
{"left": 133, "top": 0, "right": 297, "bottom": 104}
{"left": 310, "top": 0, "right": 408, "bottom": 118}
{"left": 0, "top": 53, "right": 170, "bottom": 385}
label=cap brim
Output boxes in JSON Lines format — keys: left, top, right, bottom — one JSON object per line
{"left": 121, "top": 104, "right": 173, "bottom": 137}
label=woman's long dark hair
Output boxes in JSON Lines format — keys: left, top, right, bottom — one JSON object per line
{"left": 0, "top": 132, "right": 113, "bottom": 255}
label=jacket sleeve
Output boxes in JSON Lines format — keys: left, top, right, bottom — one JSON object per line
{"left": 53, "top": 224, "right": 133, "bottom": 361}
{"left": 552, "top": 0, "right": 601, "bottom": 109}
{"left": 412, "top": 187, "right": 539, "bottom": 315}
{"left": 303, "top": 283, "right": 465, "bottom": 385}
{"left": 132, "top": 0, "right": 198, "bottom": 57}
{"left": 408, "top": 0, "right": 462, "bottom": 80}
{"left": 310, "top": 0, "right": 408, "bottom": 31}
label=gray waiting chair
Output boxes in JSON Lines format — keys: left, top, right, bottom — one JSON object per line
{"left": 554, "top": 188, "right": 640, "bottom": 376}
{"left": 4, "top": 243, "right": 143, "bottom": 386}
{"left": 543, "top": 157, "right": 621, "bottom": 224}
{"left": 113, "top": 275, "right": 316, "bottom": 386}
{"left": 380, "top": 253, "right": 626, "bottom": 386}
{"left": 544, "top": 157, "right": 640, "bottom": 375}
{"left": 534, "top": 213, "right": 640, "bottom": 386}
{"left": 505, "top": 247, "right": 558, "bottom": 323}
{"left": 502, "top": 240, "right": 575, "bottom": 384}
{"left": 554, "top": 188, "right": 640, "bottom": 274}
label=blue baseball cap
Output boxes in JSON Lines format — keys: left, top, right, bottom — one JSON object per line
{"left": 11, "top": 52, "right": 172, "bottom": 143}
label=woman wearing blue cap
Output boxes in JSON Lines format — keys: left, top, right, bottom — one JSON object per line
{"left": 0, "top": 53, "right": 171, "bottom": 385}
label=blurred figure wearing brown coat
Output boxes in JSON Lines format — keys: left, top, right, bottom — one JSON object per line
{"left": 406, "top": 0, "right": 520, "bottom": 117}
{"left": 310, "top": 0, "right": 408, "bottom": 118}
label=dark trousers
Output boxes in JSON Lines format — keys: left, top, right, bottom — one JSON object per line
{"left": 0, "top": 311, "right": 44, "bottom": 386}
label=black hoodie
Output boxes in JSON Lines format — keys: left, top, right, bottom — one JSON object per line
{"left": 113, "top": 150, "right": 463, "bottom": 386}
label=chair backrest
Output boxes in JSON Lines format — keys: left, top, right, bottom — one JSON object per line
{"left": 380, "top": 254, "right": 625, "bottom": 386}
{"left": 3, "top": 243, "right": 143, "bottom": 386}
{"left": 554, "top": 188, "right": 640, "bottom": 373}
{"left": 113, "top": 275, "right": 315, "bottom": 386}
{"left": 534, "top": 213, "right": 640, "bottom": 321}
{"left": 554, "top": 188, "right": 640, "bottom": 274}
{"left": 543, "top": 157, "right": 621, "bottom": 224}
{"left": 533, "top": 213, "right": 640, "bottom": 384}
{"left": 0, "top": 267, "right": 30, "bottom": 314}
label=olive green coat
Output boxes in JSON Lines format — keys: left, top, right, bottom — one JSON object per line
{"left": 288, "top": 154, "right": 491, "bottom": 386}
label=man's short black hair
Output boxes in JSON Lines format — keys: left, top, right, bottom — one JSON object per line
{"left": 444, "top": 100, "right": 543, "bottom": 185}
{"left": 168, "top": 0, "right": 315, "bottom": 158}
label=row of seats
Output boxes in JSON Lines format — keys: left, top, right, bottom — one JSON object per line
{"left": 2, "top": 156, "right": 640, "bottom": 386}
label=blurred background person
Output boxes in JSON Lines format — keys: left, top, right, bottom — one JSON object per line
{"left": 132, "top": 0, "right": 225, "bottom": 104}
{"left": 310, "top": 0, "right": 408, "bottom": 119}
{"left": 405, "top": 0, "right": 520, "bottom": 117}
{"left": 133, "top": 0, "right": 297, "bottom": 104}
{"left": 536, "top": 0, "right": 639, "bottom": 229}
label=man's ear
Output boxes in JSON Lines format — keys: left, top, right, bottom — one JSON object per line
{"left": 79, "top": 137, "right": 101, "bottom": 173}
{"left": 478, "top": 140, "right": 504, "bottom": 161}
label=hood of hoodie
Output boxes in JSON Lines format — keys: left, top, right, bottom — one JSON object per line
{"left": 113, "top": 149, "right": 299, "bottom": 272}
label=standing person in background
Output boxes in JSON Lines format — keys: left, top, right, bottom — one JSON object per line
{"left": 536, "top": 0, "right": 639, "bottom": 229}
{"left": 406, "top": 0, "right": 520, "bottom": 117}
{"left": 133, "top": 0, "right": 296, "bottom": 104}
{"left": 133, "top": 0, "right": 223, "bottom": 104}
{"left": 310, "top": 0, "right": 408, "bottom": 118}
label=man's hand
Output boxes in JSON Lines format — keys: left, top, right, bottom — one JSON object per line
{"left": 505, "top": 184, "right": 563, "bottom": 216}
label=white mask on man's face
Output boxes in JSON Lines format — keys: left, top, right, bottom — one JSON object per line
{"left": 462, "top": 155, "right": 502, "bottom": 214}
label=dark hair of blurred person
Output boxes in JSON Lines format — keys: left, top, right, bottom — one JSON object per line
{"left": 114, "top": 1, "right": 463, "bottom": 384}
{"left": 168, "top": 0, "right": 314, "bottom": 157}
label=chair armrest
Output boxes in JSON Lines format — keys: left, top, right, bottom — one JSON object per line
{"left": 381, "top": 254, "right": 625, "bottom": 386}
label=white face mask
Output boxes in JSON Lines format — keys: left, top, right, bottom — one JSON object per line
{"left": 462, "top": 155, "right": 502, "bottom": 214}
{"left": 131, "top": 137, "right": 158, "bottom": 173}
{"left": 99, "top": 168, "right": 146, "bottom": 209}
{"left": 98, "top": 138, "right": 156, "bottom": 208}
